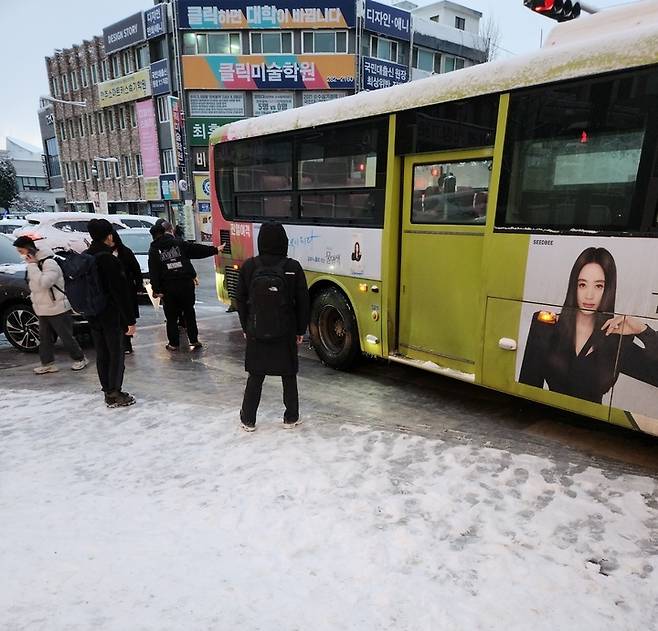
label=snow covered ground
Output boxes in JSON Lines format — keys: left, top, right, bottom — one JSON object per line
{"left": 1, "top": 388, "right": 657, "bottom": 630}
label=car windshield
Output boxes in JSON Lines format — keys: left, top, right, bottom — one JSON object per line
{"left": 120, "top": 232, "right": 152, "bottom": 255}
{"left": 0, "top": 236, "right": 24, "bottom": 265}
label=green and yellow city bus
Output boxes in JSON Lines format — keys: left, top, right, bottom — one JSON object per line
{"left": 209, "top": 1, "right": 658, "bottom": 436}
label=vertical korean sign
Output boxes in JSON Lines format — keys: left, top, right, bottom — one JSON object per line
{"left": 169, "top": 96, "right": 186, "bottom": 179}
{"left": 136, "top": 100, "right": 160, "bottom": 177}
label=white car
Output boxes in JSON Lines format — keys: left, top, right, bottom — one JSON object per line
{"left": 113, "top": 214, "right": 159, "bottom": 229}
{"left": 14, "top": 212, "right": 127, "bottom": 253}
{"left": 0, "top": 217, "right": 27, "bottom": 235}
{"left": 116, "top": 227, "right": 151, "bottom": 277}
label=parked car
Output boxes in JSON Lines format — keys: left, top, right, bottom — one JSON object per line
{"left": 113, "top": 214, "right": 159, "bottom": 229}
{"left": 14, "top": 212, "right": 127, "bottom": 253}
{"left": 0, "top": 233, "right": 88, "bottom": 352}
{"left": 0, "top": 217, "right": 27, "bottom": 234}
{"left": 117, "top": 227, "right": 151, "bottom": 299}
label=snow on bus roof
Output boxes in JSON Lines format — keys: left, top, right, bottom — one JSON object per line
{"left": 211, "top": 0, "right": 658, "bottom": 145}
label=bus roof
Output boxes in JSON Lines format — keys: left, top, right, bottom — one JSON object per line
{"left": 211, "top": 0, "right": 658, "bottom": 146}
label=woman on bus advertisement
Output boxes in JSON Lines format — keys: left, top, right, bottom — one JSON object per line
{"left": 519, "top": 247, "right": 658, "bottom": 404}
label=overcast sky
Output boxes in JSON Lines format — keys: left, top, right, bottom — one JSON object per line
{"left": 0, "top": 0, "right": 640, "bottom": 150}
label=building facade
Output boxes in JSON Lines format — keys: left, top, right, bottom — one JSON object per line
{"left": 44, "top": 0, "right": 485, "bottom": 232}
{"left": 0, "top": 137, "right": 58, "bottom": 212}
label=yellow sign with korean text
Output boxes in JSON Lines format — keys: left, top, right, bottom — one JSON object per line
{"left": 98, "top": 68, "right": 152, "bottom": 107}
{"left": 144, "top": 177, "right": 161, "bottom": 201}
{"left": 194, "top": 173, "right": 211, "bottom": 201}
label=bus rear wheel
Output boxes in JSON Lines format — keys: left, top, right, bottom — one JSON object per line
{"left": 310, "top": 288, "right": 360, "bottom": 370}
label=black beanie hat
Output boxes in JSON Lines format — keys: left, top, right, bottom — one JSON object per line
{"left": 257, "top": 222, "right": 288, "bottom": 256}
{"left": 13, "top": 235, "right": 37, "bottom": 249}
{"left": 88, "top": 218, "right": 114, "bottom": 242}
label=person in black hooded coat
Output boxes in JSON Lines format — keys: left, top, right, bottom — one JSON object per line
{"left": 236, "top": 222, "right": 310, "bottom": 430}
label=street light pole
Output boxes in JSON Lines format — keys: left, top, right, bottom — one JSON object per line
{"left": 41, "top": 95, "right": 87, "bottom": 108}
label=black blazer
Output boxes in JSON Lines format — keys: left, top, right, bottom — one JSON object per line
{"left": 519, "top": 311, "right": 658, "bottom": 404}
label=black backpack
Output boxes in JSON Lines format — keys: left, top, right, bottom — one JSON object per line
{"left": 248, "top": 257, "right": 293, "bottom": 340}
{"left": 55, "top": 250, "right": 108, "bottom": 317}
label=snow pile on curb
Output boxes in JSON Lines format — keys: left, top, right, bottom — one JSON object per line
{"left": 1, "top": 389, "right": 656, "bottom": 630}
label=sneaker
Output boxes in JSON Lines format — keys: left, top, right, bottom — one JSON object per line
{"left": 283, "top": 419, "right": 302, "bottom": 429}
{"left": 33, "top": 363, "right": 59, "bottom": 374}
{"left": 241, "top": 422, "right": 256, "bottom": 432}
{"left": 124, "top": 348, "right": 134, "bottom": 355}
{"left": 189, "top": 341, "right": 203, "bottom": 350}
{"left": 165, "top": 344, "right": 179, "bottom": 351}
{"left": 71, "top": 357, "right": 89, "bottom": 371}
{"left": 105, "top": 391, "right": 136, "bottom": 408}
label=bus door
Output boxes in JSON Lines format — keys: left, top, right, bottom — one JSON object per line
{"left": 397, "top": 150, "right": 494, "bottom": 377}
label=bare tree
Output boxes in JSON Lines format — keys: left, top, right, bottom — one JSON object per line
{"left": 478, "top": 15, "right": 502, "bottom": 62}
{"left": 10, "top": 195, "right": 50, "bottom": 213}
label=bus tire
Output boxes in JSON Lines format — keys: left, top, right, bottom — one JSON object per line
{"left": 309, "top": 287, "right": 360, "bottom": 370}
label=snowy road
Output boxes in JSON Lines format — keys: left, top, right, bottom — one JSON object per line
{"left": 1, "top": 388, "right": 657, "bottom": 630}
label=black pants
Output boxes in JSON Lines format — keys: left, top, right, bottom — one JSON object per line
{"left": 38, "top": 312, "right": 84, "bottom": 365}
{"left": 163, "top": 281, "right": 198, "bottom": 347}
{"left": 240, "top": 373, "right": 299, "bottom": 425}
{"left": 90, "top": 316, "right": 125, "bottom": 394}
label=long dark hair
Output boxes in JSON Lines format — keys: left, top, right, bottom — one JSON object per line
{"left": 558, "top": 247, "right": 617, "bottom": 352}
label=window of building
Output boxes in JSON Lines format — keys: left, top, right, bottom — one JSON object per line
{"left": 368, "top": 35, "right": 400, "bottom": 63}
{"left": 103, "top": 161, "right": 111, "bottom": 178}
{"left": 58, "top": 121, "right": 67, "bottom": 141}
{"left": 80, "top": 67, "right": 89, "bottom": 87}
{"left": 50, "top": 76, "right": 60, "bottom": 97}
{"left": 17, "top": 176, "right": 49, "bottom": 191}
{"left": 82, "top": 162, "right": 89, "bottom": 180}
{"left": 123, "top": 155, "right": 133, "bottom": 177}
{"left": 135, "top": 45, "right": 149, "bottom": 69}
{"left": 86, "top": 114, "right": 94, "bottom": 136}
{"left": 119, "top": 107, "right": 127, "bottom": 130}
{"left": 129, "top": 103, "right": 137, "bottom": 127}
{"left": 122, "top": 50, "right": 134, "bottom": 75}
{"left": 73, "top": 162, "right": 80, "bottom": 180}
{"left": 443, "top": 56, "right": 465, "bottom": 73}
{"left": 250, "top": 32, "right": 293, "bottom": 54}
{"left": 70, "top": 71, "right": 78, "bottom": 91}
{"left": 135, "top": 153, "right": 143, "bottom": 176}
{"left": 162, "top": 149, "right": 176, "bottom": 173}
{"left": 157, "top": 96, "right": 170, "bottom": 123}
{"left": 77, "top": 117, "right": 85, "bottom": 137}
{"left": 101, "top": 59, "right": 110, "bottom": 81}
{"left": 97, "top": 111, "right": 105, "bottom": 133}
{"left": 497, "top": 68, "right": 658, "bottom": 233}
{"left": 106, "top": 109, "right": 115, "bottom": 132}
{"left": 45, "top": 137, "right": 61, "bottom": 177}
{"left": 412, "top": 46, "right": 441, "bottom": 74}
{"left": 455, "top": 16, "right": 466, "bottom": 30}
{"left": 182, "top": 32, "right": 241, "bottom": 55}
{"left": 65, "top": 163, "right": 71, "bottom": 181}
{"left": 111, "top": 55, "right": 122, "bottom": 79}
{"left": 67, "top": 119, "right": 76, "bottom": 139}
{"left": 61, "top": 74, "right": 69, "bottom": 93}
{"left": 114, "top": 161, "right": 121, "bottom": 178}
{"left": 91, "top": 63, "right": 98, "bottom": 84}
{"left": 302, "top": 31, "right": 348, "bottom": 54}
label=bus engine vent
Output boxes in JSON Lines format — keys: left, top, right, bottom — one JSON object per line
{"left": 224, "top": 266, "right": 239, "bottom": 300}
{"left": 219, "top": 229, "right": 231, "bottom": 255}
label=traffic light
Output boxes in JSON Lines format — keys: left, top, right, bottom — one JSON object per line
{"left": 524, "top": 0, "right": 582, "bottom": 22}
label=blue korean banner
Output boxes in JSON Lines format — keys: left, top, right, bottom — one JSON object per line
{"left": 364, "top": 0, "right": 411, "bottom": 42}
{"left": 150, "top": 59, "right": 171, "bottom": 95}
{"left": 362, "top": 56, "right": 409, "bottom": 90}
{"left": 177, "top": 0, "right": 356, "bottom": 29}
{"left": 145, "top": 4, "right": 168, "bottom": 39}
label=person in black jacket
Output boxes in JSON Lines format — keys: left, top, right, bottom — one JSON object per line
{"left": 148, "top": 222, "right": 220, "bottom": 351}
{"left": 111, "top": 230, "right": 145, "bottom": 354}
{"left": 519, "top": 247, "right": 658, "bottom": 404}
{"left": 86, "top": 218, "right": 137, "bottom": 408}
{"left": 236, "top": 222, "right": 310, "bottom": 432}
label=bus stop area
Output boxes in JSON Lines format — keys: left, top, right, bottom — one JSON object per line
{"left": 1, "top": 259, "right": 657, "bottom": 630}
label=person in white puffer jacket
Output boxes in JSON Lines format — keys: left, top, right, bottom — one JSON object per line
{"left": 13, "top": 236, "right": 88, "bottom": 374}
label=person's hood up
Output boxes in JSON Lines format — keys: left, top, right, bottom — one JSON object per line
{"left": 150, "top": 233, "right": 178, "bottom": 252}
{"left": 257, "top": 222, "right": 288, "bottom": 256}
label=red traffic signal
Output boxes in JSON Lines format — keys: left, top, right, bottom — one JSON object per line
{"left": 524, "top": 0, "right": 581, "bottom": 21}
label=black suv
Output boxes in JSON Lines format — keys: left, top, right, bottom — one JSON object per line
{"left": 0, "top": 235, "right": 87, "bottom": 352}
